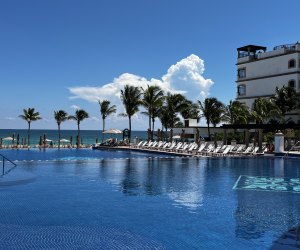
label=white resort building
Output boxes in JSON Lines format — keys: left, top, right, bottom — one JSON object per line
{"left": 236, "top": 42, "right": 300, "bottom": 122}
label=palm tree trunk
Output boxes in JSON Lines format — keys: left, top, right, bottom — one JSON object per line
{"left": 129, "top": 116, "right": 131, "bottom": 143}
{"left": 148, "top": 114, "right": 151, "bottom": 135}
{"left": 152, "top": 116, "right": 155, "bottom": 140}
{"left": 102, "top": 118, "right": 105, "bottom": 143}
{"left": 77, "top": 123, "right": 80, "bottom": 149}
{"left": 207, "top": 122, "right": 211, "bottom": 141}
{"left": 58, "top": 124, "right": 61, "bottom": 149}
{"left": 28, "top": 122, "right": 31, "bottom": 149}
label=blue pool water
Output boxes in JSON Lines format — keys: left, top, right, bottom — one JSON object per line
{"left": 0, "top": 148, "right": 167, "bottom": 161}
{"left": 0, "top": 150, "right": 300, "bottom": 249}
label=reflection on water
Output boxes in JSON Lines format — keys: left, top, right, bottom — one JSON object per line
{"left": 98, "top": 158, "right": 206, "bottom": 210}
{"left": 10, "top": 156, "right": 300, "bottom": 248}
{"left": 97, "top": 157, "right": 300, "bottom": 241}
{"left": 233, "top": 158, "right": 300, "bottom": 240}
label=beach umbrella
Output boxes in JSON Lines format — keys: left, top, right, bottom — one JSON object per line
{"left": 102, "top": 129, "right": 122, "bottom": 141}
{"left": 104, "top": 129, "right": 122, "bottom": 140}
{"left": 173, "top": 135, "right": 181, "bottom": 139}
{"left": 102, "top": 129, "right": 122, "bottom": 134}
{"left": 59, "top": 139, "right": 70, "bottom": 143}
{"left": 3, "top": 135, "right": 15, "bottom": 147}
{"left": 45, "top": 139, "right": 52, "bottom": 142}
{"left": 3, "top": 137, "right": 14, "bottom": 141}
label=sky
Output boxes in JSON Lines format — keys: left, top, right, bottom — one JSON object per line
{"left": 1, "top": 0, "right": 300, "bottom": 131}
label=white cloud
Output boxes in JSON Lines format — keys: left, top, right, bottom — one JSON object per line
{"left": 3, "top": 117, "right": 16, "bottom": 121}
{"left": 41, "top": 117, "right": 51, "bottom": 123}
{"left": 70, "top": 105, "right": 81, "bottom": 110}
{"left": 88, "top": 116, "right": 100, "bottom": 122}
{"left": 68, "top": 54, "right": 213, "bottom": 129}
{"left": 162, "top": 54, "right": 213, "bottom": 101}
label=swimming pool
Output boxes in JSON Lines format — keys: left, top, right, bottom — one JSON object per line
{"left": 0, "top": 150, "right": 299, "bottom": 249}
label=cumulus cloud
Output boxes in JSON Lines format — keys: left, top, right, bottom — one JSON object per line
{"left": 68, "top": 54, "right": 213, "bottom": 129}
{"left": 69, "top": 54, "right": 213, "bottom": 102}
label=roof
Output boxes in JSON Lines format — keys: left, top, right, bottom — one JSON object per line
{"left": 237, "top": 45, "right": 267, "bottom": 52}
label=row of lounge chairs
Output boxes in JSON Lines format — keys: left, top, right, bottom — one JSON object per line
{"left": 132, "top": 140, "right": 265, "bottom": 157}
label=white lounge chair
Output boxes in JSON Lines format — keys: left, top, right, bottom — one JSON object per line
{"left": 193, "top": 143, "right": 207, "bottom": 155}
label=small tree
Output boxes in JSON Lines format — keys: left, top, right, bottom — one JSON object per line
{"left": 98, "top": 100, "right": 117, "bottom": 142}
{"left": 54, "top": 110, "right": 69, "bottom": 148}
{"left": 69, "top": 109, "right": 89, "bottom": 148}
{"left": 198, "top": 98, "right": 224, "bottom": 140}
{"left": 271, "top": 85, "right": 299, "bottom": 120}
{"left": 120, "top": 85, "right": 142, "bottom": 142}
{"left": 19, "top": 108, "right": 41, "bottom": 147}
{"left": 141, "top": 85, "right": 164, "bottom": 140}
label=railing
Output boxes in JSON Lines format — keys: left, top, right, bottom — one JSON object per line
{"left": 273, "top": 43, "right": 296, "bottom": 51}
{"left": 284, "top": 140, "right": 300, "bottom": 157}
{"left": 0, "top": 153, "right": 17, "bottom": 176}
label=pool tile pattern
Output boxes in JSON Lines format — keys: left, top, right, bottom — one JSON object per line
{"left": 233, "top": 175, "right": 300, "bottom": 193}
{"left": 0, "top": 224, "right": 164, "bottom": 249}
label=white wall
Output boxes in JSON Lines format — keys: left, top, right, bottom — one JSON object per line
{"left": 238, "top": 53, "right": 300, "bottom": 79}
{"left": 237, "top": 73, "right": 300, "bottom": 99}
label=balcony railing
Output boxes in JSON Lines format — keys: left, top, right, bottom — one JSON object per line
{"left": 273, "top": 43, "right": 296, "bottom": 51}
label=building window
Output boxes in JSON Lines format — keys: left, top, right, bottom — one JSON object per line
{"left": 288, "top": 80, "right": 295, "bottom": 88}
{"left": 288, "top": 59, "right": 296, "bottom": 68}
{"left": 237, "top": 85, "right": 246, "bottom": 96}
{"left": 237, "top": 68, "right": 246, "bottom": 78}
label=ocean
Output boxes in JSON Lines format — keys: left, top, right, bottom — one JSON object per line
{"left": 0, "top": 129, "right": 148, "bottom": 147}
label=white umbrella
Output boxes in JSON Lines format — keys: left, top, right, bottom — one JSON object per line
{"left": 59, "top": 139, "right": 70, "bottom": 143}
{"left": 102, "top": 129, "right": 122, "bottom": 134}
{"left": 45, "top": 139, "right": 53, "bottom": 142}
{"left": 3, "top": 137, "right": 14, "bottom": 141}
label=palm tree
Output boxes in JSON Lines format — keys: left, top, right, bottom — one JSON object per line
{"left": 141, "top": 85, "right": 164, "bottom": 140}
{"left": 198, "top": 97, "right": 224, "bottom": 140}
{"left": 271, "top": 85, "right": 299, "bottom": 118}
{"left": 180, "top": 100, "right": 201, "bottom": 122}
{"left": 222, "top": 100, "right": 250, "bottom": 125}
{"left": 164, "top": 93, "right": 188, "bottom": 140}
{"left": 120, "top": 84, "right": 142, "bottom": 142}
{"left": 54, "top": 110, "right": 69, "bottom": 148}
{"left": 69, "top": 109, "right": 89, "bottom": 148}
{"left": 19, "top": 108, "right": 42, "bottom": 147}
{"left": 158, "top": 106, "right": 171, "bottom": 131}
{"left": 98, "top": 100, "right": 117, "bottom": 142}
{"left": 251, "top": 97, "right": 281, "bottom": 124}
